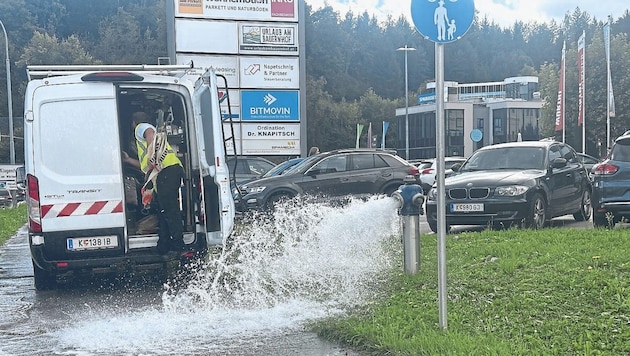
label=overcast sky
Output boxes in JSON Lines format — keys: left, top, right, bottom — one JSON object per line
{"left": 306, "top": 0, "right": 629, "bottom": 28}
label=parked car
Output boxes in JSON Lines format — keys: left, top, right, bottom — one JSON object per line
{"left": 418, "top": 157, "right": 468, "bottom": 192}
{"left": 0, "top": 187, "right": 13, "bottom": 208}
{"left": 425, "top": 141, "right": 592, "bottom": 233}
{"left": 232, "top": 157, "right": 303, "bottom": 209}
{"left": 227, "top": 156, "right": 277, "bottom": 185}
{"left": 409, "top": 159, "right": 433, "bottom": 172}
{"left": 238, "top": 149, "right": 420, "bottom": 211}
{"left": 591, "top": 132, "right": 630, "bottom": 227}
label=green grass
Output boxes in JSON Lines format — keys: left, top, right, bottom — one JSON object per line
{"left": 0, "top": 204, "right": 27, "bottom": 245}
{"left": 314, "top": 228, "right": 630, "bottom": 355}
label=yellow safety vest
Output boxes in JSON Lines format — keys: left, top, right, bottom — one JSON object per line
{"left": 136, "top": 138, "right": 181, "bottom": 174}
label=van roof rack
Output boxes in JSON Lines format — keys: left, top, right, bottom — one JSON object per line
{"left": 26, "top": 63, "right": 194, "bottom": 80}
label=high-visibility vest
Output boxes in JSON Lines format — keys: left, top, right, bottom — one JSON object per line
{"left": 136, "top": 136, "right": 181, "bottom": 174}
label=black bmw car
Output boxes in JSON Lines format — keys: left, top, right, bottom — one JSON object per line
{"left": 425, "top": 141, "right": 592, "bottom": 233}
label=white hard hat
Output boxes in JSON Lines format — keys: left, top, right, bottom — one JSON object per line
{"left": 135, "top": 123, "right": 155, "bottom": 142}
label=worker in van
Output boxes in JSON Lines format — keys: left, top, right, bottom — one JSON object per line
{"left": 124, "top": 114, "right": 185, "bottom": 253}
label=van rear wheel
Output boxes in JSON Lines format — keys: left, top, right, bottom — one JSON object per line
{"left": 32, "top": 261, "right": 56, "bottom": 291}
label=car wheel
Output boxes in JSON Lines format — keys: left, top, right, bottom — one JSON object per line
{"left": 383, "top": 185, "right": 400, "bottom": 196}
{"left": 525, "top": 194, "right": 546, "bottom": 229}
{"left": 265, "top": 193, "right": 292, "bottom": 210}
{"left": 32, "top": 261, "right": 56, "bottom": 291}
{"left": 593, "top": 213, "right": 611, "bottom": 228}
{"left": 572, "top": 189, "right": 592, "bottom": 222}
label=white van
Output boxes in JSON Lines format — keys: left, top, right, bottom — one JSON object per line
{"left": 24, "top": 64, "right": 236, "bottom": 290}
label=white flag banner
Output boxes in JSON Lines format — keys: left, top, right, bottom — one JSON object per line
{"left": 604, "top": 21, "right": 616, "bottom": 118}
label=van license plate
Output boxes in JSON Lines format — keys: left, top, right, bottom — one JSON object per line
{"left": 451, "top": 203, "right": 484, "bottom": 212}
{"left": 67, "top": 236, "right": 118, "bottom": 251}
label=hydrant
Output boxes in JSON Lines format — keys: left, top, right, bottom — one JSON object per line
{"left": 392, "top": 175, "right": 425, "bottom": 275}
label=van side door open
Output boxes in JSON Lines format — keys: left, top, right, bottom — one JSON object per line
{"left": 24, "top": 64, "right": 236, "bottom": 290}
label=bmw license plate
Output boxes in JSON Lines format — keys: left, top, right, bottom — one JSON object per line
{"left": 67, "top": 236, "right": 118, "bottom": 251}
{"left": 451, "top": 203, "right": 484, "bottom": 212}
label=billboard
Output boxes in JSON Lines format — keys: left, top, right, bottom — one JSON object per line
{"left": 169, "top": 0, "right": 305, "bottom": 156}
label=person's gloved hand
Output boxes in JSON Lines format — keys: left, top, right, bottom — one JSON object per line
{"left": 141, "top": 187, "right": 154, "bottom": 207}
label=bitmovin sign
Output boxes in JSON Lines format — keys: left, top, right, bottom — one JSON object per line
{"left": 176, "top": 0, "right": 298, "bottom": 21}
{"left": 241, "top": 90, "right": 299, "bottom": 121}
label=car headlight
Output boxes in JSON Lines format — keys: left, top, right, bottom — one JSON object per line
{"left": 243, "top": 186, "right": 266, "bottom": 194}
{"left": 495, "top": 185, "right": 528, "bottom": 197}
{"left": 427, "top": 187, "right": 437, "bottom": 201}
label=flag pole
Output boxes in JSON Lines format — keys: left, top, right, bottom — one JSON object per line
{"left": 605, "top": 16, "right": 612, "bottom": 150}
{"left": 582, "top": 30, "right": 586, "bottom": 154}
{"left": 562, "top": 41, "right": 566, "bottom": 144}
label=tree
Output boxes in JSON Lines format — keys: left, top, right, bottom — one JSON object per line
{"left": 91, "top": 8, "right": 163, "bottom": 64}
{"left": 17, "top": 31, "right": 97, "bottom": 66}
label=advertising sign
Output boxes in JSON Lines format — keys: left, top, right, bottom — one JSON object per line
{"left": 240, "top": 23, "right": 299, "bottom": 55}
{"left": 241, "top": 90, "right": 299, "bottom": 121}
{"left": 175, "top": 0, "right": 298, "bottom": 22}
{"left": 175, "top": 20, "right": 238, "bottom": 53}
{"left": 176, "top": 54, "right": 239, "bottom": 88}
{"left": 240, "top": 57, "right": 299, "bottom": 89}
{"left": 223, "top": 123, "right": 300, "bottom": 155}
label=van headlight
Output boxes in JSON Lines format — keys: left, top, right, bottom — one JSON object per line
{"left": 495, "top": 185, "right": 528, "bottom": 197}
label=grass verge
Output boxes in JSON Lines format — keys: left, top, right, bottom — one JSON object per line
{"left": 313, "top": 228, "right": 630, "bottom": 355}
{"left": 0, "top": 204, "right": 27, "bottom": 246}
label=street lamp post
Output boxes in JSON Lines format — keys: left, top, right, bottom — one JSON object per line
{"left": 0, "top": 20, "right": 14, "bottom": 164}
{"left": 397, "top": 45, "right": 416, "bottom": 160}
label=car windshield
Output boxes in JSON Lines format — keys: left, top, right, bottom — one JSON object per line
{"left": 262, "top": 158, "right": 303, "bottom": 177}
{"left": 285, "top": 154, "right": 321, "bottom": 174}
{"left": 461, "top": 146, "right": 546, "bottom": 171}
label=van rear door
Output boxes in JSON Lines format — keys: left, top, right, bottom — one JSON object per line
{"left": 29, "top": 82, "right": 125, "bottom": 233}
{"left": 192, "top": 71, "right": 235, "bottom": 245}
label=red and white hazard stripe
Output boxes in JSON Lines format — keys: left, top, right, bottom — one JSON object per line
{"left": 41, "top": 200, "right": 123, "bottom": 218}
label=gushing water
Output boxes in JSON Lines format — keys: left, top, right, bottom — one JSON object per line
{"left": 55, "top": 196, "right": 402, "bottom": 355}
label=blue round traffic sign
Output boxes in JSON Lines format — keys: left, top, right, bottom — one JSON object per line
{"left": 470, "top": 128, "right": 483, "bottom": 142}
{"left": 411, "top": 0, "right": 475, "bottom": 44}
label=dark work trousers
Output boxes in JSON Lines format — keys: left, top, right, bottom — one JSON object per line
{"left": 155, "top": 164, "right": 184, "bottom": 252}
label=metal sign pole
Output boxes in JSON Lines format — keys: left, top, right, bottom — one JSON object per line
{"left": 410, "top": 0, "right": 474, "bottom": 332}
{"left": 435, "top": 42, "right": 447, "bottom": 330}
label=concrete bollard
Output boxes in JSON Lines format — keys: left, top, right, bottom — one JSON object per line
{"left": 392, "top": 175, "right": 425, "bottom": 275}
